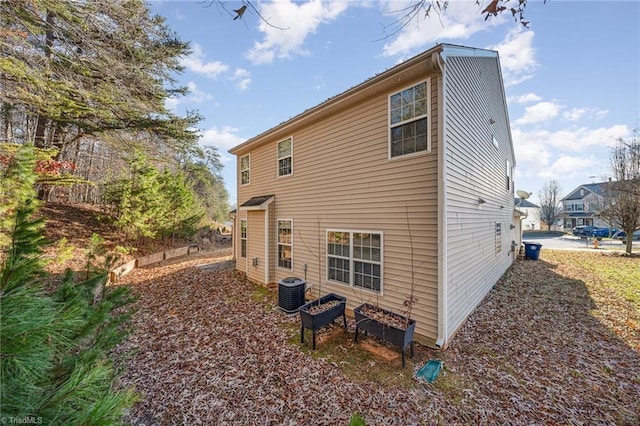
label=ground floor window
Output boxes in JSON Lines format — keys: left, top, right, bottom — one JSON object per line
{"left": 240, "top": 219, "right": 247, "bottom": 258}
{"left": 327, "top": 230, "right": 382, "bottom": 293}
{"left": 278, "top": 219, "right": 292, "bottom": 269}
{"left": 495, "top": 223, "right": 502, "bottom": 254}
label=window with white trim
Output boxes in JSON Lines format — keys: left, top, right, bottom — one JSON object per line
{"left": 277, "top": 138, "right": 292, "bottom": 177}
{"left": 240, "top": 219, "right": 247, "bottom": 258}
{"left": 389, "top": 80, "right": 430, "bottom": 158}
{"left": 506, "top": 160, "right": 513, "bottom": 192}
{"left": 277, "top": 219, "right": 292, "bottom": 269}
{"left": 327, "top": 230, "right": 382, "bottom": 293}
{"left": 240, "top": 154, "right": 250, "bottom": 185}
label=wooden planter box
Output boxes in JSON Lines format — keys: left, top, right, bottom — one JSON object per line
{"left": 354, "top": 303, "right": 416, "bottom": 368}
{"left": 299, "top": 293, "right": 347, "bottom": 350}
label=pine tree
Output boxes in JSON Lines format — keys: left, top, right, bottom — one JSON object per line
{"left": 1, "top": 146, "right": 136, "bottom": 425}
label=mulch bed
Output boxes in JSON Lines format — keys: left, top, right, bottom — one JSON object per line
{"left": 112, "top": 252, "right": 640, "bottom": 425}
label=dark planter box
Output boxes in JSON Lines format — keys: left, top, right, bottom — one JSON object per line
{"left": 299, "top": 293, "right": 347, "bottom": 350}
{"left": 354, "top": 303, "right": 416, "bottom": 368}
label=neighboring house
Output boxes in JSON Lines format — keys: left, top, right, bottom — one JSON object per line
{"left": 561, "top": 182, "right": 610, "bottom": 230}
{"left": 229, "top": 44, "right": 519, "bottom": 349}
{"left": 515, "top": 198, "right": 541, "bottom": 230}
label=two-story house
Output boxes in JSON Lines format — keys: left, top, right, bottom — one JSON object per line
{"left": 515, "top": 198, "right": 541, "bottom": 230}
{"left": 229, "top": 44, "right": 519, "bottom": 349}
{"left": 561, "top": 182, "right": 610, "bottom": 230}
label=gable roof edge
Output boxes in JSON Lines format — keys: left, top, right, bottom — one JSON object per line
{"left": 229, "top": 44, "right": 447, "bottom": 155}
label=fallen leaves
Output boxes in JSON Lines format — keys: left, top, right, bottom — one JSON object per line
{"left": 112, "top": 250, "right": 640, "bottom": 424}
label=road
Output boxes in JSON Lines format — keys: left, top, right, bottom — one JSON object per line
{"left": 521, "top": 232, "right": 637, "bottom": 251}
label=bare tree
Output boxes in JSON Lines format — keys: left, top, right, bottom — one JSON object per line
{"left": 211, "top": 0, "right": 542, "bottom": 34}
{"left": 606, "top": 129, "right": 640, "bottom": 254}
{"left": 538, "top": 180, "right": 562, "bottom": 231}
{"left": 589, "top": 181, "right": 618, "bottom": 237}
{"left": 380, "top": 0, "right": 539, "bottom": 39}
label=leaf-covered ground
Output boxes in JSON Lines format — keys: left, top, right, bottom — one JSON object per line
{"left": 113, "top": 250, "right": 640, "bottom": 425}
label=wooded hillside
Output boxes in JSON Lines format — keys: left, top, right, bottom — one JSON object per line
{"left": 1, "top": 0, "right": 230, "bottom": 233}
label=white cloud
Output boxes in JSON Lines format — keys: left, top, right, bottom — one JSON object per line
{"left": 165, "top": 97, "right": 180, "bottom": 112}
{"left": 508, "top": 93, "right": 542, "bottom": 104}
{"left": 164, "top": 81, "right": 215, "bottom": 112}
{"left": 231, "top": 68, "right": 252, "bottom": 91}
{"left": 186, "top": 81, "right": 214, "bottom": 103}
{"left": 245, "top": 0, "right": 349, "bottom": 65}
{"left": 562, "top": 107, "right": 608, "bottom": 122}
{"left": 378, "top": 3, "right": 539, "bottom": 89}
{"left": 516, "top": 101, "right": 561, "bottom": 125}
{"left": 199, "top": 126, "right": 246, "bottom": 160}
{"left": 489, "top": 27, "right": 538, "bottom": 87}
{"left": 539, "top": 155, "right": 594, "bottom": 180}
{"left": 181, "top": 43, "right": 229, "bottom": 78}
{"left": 381, "top": 1, "right": 502, "bottom": 57}
{"left": 514, "top": 124, "right": 630, "bottom": 153}
{"left": 511, "top": 124, "right": 632, "bottom": 188}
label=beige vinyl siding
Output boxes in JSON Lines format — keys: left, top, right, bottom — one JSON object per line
{"left": 443, "top": 55, "right": 515, "bottom": 341}
{"left": 246, "top": 210, "right": 266, "bottom": 283}
{"left": 236, "top": 72, "right": 441, "bottom": 343}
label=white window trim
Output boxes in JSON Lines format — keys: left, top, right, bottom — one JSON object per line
{"left": 240, "top": 219, "right": 247, "bottom": 258}
{"left": 277, "top": 218, "right": 293, "bottom": 270}
{"left": 240, "top": 154, "right": 250, "bottom": 186}
{"left": 277, "top": 137, "right": 293, "bottom": 178}
{"left": 388, "top": 78, "right": 432, "bottom": 160}
{"left": 326, "top": 229, "right": 384, "bottom": 295}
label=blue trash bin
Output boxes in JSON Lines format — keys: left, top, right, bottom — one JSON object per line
{"left": 523, "top": 241, "right": 542, "bottom": 260}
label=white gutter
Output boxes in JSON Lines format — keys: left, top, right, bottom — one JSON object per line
{"left": 434, "top": 51, "right": 448, "bottom": 349}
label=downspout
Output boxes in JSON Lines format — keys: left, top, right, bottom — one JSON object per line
{"left": 265, "top": 205, "right": 270, "bottom": 284}
{"left": 433, "top": 51, "right": 448, "bottom": 349}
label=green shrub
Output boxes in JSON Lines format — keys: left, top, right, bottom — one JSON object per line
{"left": 1, "top": 146, "right": 136, "bottom": 425}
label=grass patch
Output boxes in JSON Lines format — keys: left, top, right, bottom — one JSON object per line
{"left": 250, "top": 284, "right": 274, "bottom": 303}
{"left": 287, "top": 323, "right": 418, "bottom": 388}
{"left": 542, "top": 251, "right": 640, "bottom": 306}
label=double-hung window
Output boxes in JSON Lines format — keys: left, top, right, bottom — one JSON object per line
{"left": 327, "top": 230, "right": 382, "bottom": 293}
{"left": 277, "top": 219, "right": 292, "bottom": 269}
{"left": 277, "top": 138, "right": 292, "bottom": 177}
{"left": 389, "top": 80, "right": 430, "bottom": 158}
{"left": 240, "top": 154, "right": 250, "bottom": 185}
{"left": 240, "top": 219, "right": 247, "bottom": 258}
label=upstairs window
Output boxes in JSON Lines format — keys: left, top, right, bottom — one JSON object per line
{"left": 278, "top": 138, "right": 293, "bottom": 177}
{"left": 389, "top": 80, "right": 430, "bottom": 158}
{"left": 240, "top": 154, "right": 250, "bottom": 185}
{"left": 506, "top": 160, "right": 513, "bottom": 192}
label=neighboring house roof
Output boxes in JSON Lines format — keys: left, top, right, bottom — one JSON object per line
{"left": 562, "top": 182, "right": 608, "bottom": 201}
{"left": 514, "top": 198, "right": 539, "bottom": 208}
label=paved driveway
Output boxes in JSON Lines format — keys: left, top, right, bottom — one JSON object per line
{"left": 522, "top": 232, "right": 636, "bottom": 251}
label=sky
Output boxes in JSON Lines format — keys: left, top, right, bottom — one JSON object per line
{"left": 149, "top": 0, "right": 640, "bottom": 206}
